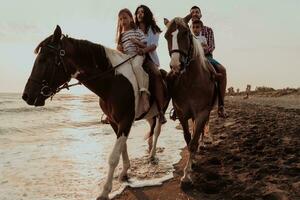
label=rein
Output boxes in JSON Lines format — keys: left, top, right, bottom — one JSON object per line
{"left": 38, "top": 42, "right": 138, "bottom": 99}
{"left": 169, "top": 32, "right": 194, "bottom": 72}
{"left": 55, "top": 52, "right": 138, "bottom": 94}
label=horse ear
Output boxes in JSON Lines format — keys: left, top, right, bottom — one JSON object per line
{"left": 183, "top": 14, "right": 192, "bottom": 24}
{"left": 164, "top": 18, "right": 170, "bottom": 27}
{"left": 52, "top": 25, "right": 62, "bottom": 43}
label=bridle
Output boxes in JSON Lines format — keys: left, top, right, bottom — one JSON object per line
{"left": 28, "top": 41, "right": 71, "bottom": 99}
{"left": 169, "top": 30, "right": 194, "bottom": 71}
{"left": 28, "top": 37, "right": 138, "bottom": 99}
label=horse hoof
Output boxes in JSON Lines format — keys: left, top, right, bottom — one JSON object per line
{"left": 180, "top": 180, "right": 193, "bottom": 191}
{"left": 119, "top": 174, "right": 129, "bottom": 182}
{"left": 148, "top": 156, "right": 158, "bottom": 165}
{"left": 96, "top": 196, "right": 109, "bottom": 200}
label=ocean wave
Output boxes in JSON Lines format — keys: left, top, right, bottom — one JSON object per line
{"left": 0, "top": 106, "right": 68, "bottom": 114}
{"left": 0, "top": 127, "right": 34, "bottom": 135}
{"left": 0, "top": 100, "right": 14, "bottom": 105}
{"left": 68, "top": 120, "right": 101, "bottom": 128}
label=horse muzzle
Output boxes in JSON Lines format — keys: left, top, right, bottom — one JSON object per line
{"left": 22, "top": 80, "right": 47, "bottom": 106}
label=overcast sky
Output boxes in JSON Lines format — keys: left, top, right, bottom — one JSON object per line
{"left": 1, "top": 0, "right": 299, "bottom": 94}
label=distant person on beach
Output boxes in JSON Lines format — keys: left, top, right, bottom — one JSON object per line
{"left": 190, "top": 6, "right": 228, "bottom": 118}
{"left": 134, "top": 4, "right": 167, "bottom": 124}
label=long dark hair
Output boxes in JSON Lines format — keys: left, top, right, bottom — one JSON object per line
{"left": 134, "top": 5, "right": 162, "bottom": 34}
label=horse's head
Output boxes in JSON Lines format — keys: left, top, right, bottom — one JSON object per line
{"left": 164, "top": 14, "right": 193, "bottom": 73}
{"left": 22, "top": 25, "right": 73, "bottom": 106}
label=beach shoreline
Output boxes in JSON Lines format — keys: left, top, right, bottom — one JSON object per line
{"left": 114, "top": 95, "right": 300, "bottom": 200}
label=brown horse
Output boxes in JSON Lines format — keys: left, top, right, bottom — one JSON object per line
{"left": 22, "top": 25, "right": 169, "bottom": 200}
{"left": 164, "top": 16, "right": 217, "bottom": 188}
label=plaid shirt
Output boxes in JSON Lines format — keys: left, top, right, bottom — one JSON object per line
{"left": 200, "top": 25, "right": 215, "bottom": 56}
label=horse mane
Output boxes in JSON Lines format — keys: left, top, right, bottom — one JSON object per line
{"left": 173, "top": 17, "right": 189, "bottom": 29}
{"left": 34, "top": 35, "right": 112, "bottom": 71}
{"left": 192, "top": 37, "right": 209, "bottom": 73}
{"left": 34, "top": 35, "right": 52, "bottom": 54}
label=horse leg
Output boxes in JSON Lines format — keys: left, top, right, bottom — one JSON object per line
{"left": 177, "top": 116, "right": 194, "bottom": 188}
{"left": 149, "top": 117, "right": 162, "bottom": 161}
{"left": 108, "top": 121, "right": 131, "bottom": 182}
{"left": 181, "top": 111, "right": 210, "bottom": 189}
{"left": 146, "top": 117, "right": 156, "bottom": 152}
{"left": 98, "top": 121, "right": 132, "bottom": 200}
{"left": 178, "top": 116, "right": 191, "bottom": 146}
{"left": 198, "top": 118, "right": 210, "bottom": 152}
{"left": 119, "top": 142, "right": 130, "bottom": 182}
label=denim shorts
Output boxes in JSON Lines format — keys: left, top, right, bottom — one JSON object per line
{"left": 207, "top": 56, "right": 220, "bottom": 66}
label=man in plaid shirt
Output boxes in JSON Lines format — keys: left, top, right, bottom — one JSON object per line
{"left": 190, "top": 6, "right": 228, "bottom": 118}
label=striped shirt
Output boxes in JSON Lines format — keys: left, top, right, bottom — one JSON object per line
{"left": 120, "top": 29, "right": 146, "bottom": 55}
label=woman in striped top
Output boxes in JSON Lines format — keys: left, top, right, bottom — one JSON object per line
{"left": 116, "top": 8, "right": 150, "bottom": 112}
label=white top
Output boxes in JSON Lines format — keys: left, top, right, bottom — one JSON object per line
{"left": 144, "top": 27, "right": 160, "bottom": 66}
{"left": 120, "top": 29, "right": 146, "bottom": 55}
{"left": 195, "top": 34, "right": 207, "bottom": 45}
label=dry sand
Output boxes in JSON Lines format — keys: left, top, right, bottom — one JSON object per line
{"left": 114, "top": 95, "right": 300, "bottom": 200}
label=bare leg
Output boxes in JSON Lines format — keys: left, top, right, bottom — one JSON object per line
{"left": 144, "top": 58, "right": 167, "bottom": 124}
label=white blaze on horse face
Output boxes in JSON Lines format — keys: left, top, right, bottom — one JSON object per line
{"left": 170, "top": 29, "right": 181, "bottom": 72}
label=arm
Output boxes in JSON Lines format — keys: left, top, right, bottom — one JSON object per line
{"left": 116, "top": 43, "right": 123, "bottom": 52}
{"left": 206, "top": 27, "right": 215, "bottom": 54}
{"left": 140, "top": 29, "right": 159, "bottom": 54}
{"left": 130, "top": 38, "right": 147, "bottom": 48}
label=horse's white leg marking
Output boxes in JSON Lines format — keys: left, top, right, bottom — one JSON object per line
{"left": 99, "top": 136, "right": 127, "bottom": 199}
{"left": 170, "top": 29, "right": 181, "bottom": 72}
{"left": 181, "top": 152, "right": 193, "bottom": 183}
{"left": 149, "top": 117, "right": 162, "bottom": 160}
{"left": 119, "top": 142, "right": 130, "bottom": 181}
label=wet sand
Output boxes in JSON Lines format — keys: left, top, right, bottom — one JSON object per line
{"left": 114, "top": 95, "right": 300, "bottom": 200}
